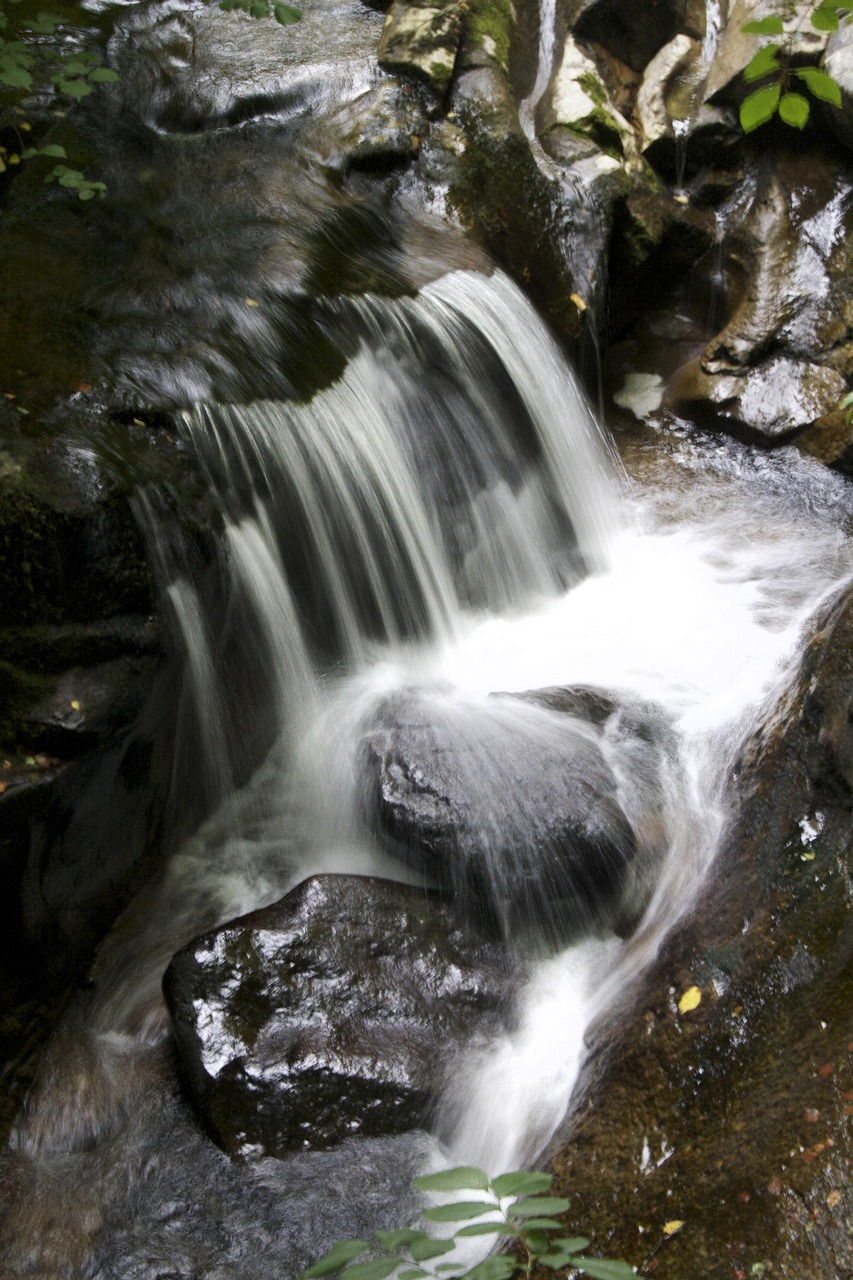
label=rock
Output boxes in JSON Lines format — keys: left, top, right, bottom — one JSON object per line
{"left": 704, "top": 0, "right": 828, "bottom": 103}
{"left": 110, "top": 0, "right": 384, "bottom": 132}
{"left": 548, "top": 581, "right": 853, "bottom": 1279}
{"left": 377, "top": 0, "right": 463, "bottom": 90}
{"left": 569, "top": 0, "right": 704, "bottom": 74}
{"left": 541, "top": 35, "right": 637, "bottom": 160}
{"left": 636, "top": 34, "right": 701, "bottom": 151}
{"left": 666, "top": 164, "right": 853, "bottom": 439}
{"left": 668, "top": 353, "right": 846, "bottom": 438}
{"left": 361, "top": 688, "right": 646, "bottom": 944}
{"left": 164, "top": 875, "right": 516, "bottom": 1158}
{"left": 824, "top": 22, "right": 853, "bottom": 152}
{"left": 317, "top": 80, "right": 427, "bottom": 171}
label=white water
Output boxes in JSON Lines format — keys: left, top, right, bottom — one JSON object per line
{"left": 8, "top": 268, "right": 853, "bottom": 1276}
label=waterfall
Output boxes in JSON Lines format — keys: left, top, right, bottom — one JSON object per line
{"left": 6, "top": 258, "right": 853, "bottom": 1276}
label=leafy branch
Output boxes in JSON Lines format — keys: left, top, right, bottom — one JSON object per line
{"left": 740, "top": 1, "right": 848, "bottom": 131}
{"left": 302, "top": 1168, "right": 635, "bottom": 1280}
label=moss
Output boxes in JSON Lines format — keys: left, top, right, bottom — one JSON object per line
{"left": 466, "top": 0, "right": 513, "bottom": 69}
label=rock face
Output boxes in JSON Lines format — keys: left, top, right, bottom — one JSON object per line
{"left": 549, "top": 583, "right": 853, "bottom": 1279}
{"left": 361, "top": 688, "right": 667, "bottom": 945}
{"left": 164, "top": 875, "right": 516, "bottom": 1158}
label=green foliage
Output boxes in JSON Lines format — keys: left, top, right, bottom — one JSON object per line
{"left": 219, "top": 0, "right": 302, "bottom": 22}
{"left": 839, "top": 389, "right": 853, "bottom": 423}
{"left": 302, "top": 1167, "right": 635, "bottom": 1280}
{"left": 739, "top": 1, "right": 849, "bottom": 133}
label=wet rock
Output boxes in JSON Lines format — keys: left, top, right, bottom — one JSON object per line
{"left": 164, "top": 875, "right": 515, "bottom": 1158}
{"left": 318, "top": 80, "right": 427, "bottom": 171}
{"left": 377, "top": 0, "right": 463, "bottom": 90}
{"left": 569, "top": 0, "right": 704, "bottom": 74}
{"left": 362, "top": 688, "right": 644, "bottom": 944}
{"left": 549, "top": 582, "right": 853, "bottom": 1279}
{"left": 110, "top": 0, "right": 384, "bottom": 132}
{"left": 636, "top": 34, "right": 701, "bottom": 151}
{"left": 669, "top": 353, "right": 846, "bottom": 438}
{"left": 825, "top": 22, "right": 853, "bottom": 152}
{"left": 541, "top": 35, "right": 636, "bottom": 161}
{"left": 704, "top": 0, "right": 828, "bottom": 103}
{"left": 666, "top": 165, "right": 853, "bottom": 439}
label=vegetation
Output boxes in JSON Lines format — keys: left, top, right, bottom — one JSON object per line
{"left": 302, "top": 1168, "right": 635, "bottom": 1280}
{"left": 739, "top": 0, "right": 848, "bottom": 132}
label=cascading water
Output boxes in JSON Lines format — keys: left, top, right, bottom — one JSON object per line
{"left": 5, "top": 255, "right": 853, "bottom": 1277}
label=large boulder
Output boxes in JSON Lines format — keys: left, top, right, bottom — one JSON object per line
{"left": 549, "top": 582, "right": 853, "bottom": 1278}
{"left": 164, "top": 874, "right": 517, "bottom": 1158}
{"left": 361, "top": 687, "right": 671, "bottom": 945}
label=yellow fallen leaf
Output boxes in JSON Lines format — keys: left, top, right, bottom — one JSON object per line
{"left": 8, "top": 154, "right": 20, "bottom": 165}
{"left": 570, "top": 291, "right": 588, "bottom": 312}
{"left": 663, "top": 1220, "right": 684, "bottom": 1237}
{"left": 133, "top": 418, "right": 146, "bottom": 427}
{"left": 827, "top": 1189, "right": 842, "bottom": 1209}
{"left": 70, "top": 700, "right": 81, "bottom": 711}
{"left": 245, "top": 298, "right": 260, "bottom": 307}
{"left": 678, "top": 985, "right": 702, "bottom": 1014}
{"left": 673, "top": 192, "right": 689, "bottom": 204}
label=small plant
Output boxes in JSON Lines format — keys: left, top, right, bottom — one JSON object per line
{"left": 302, "top": 1167, "right": 635, "bottom": 1280}
{"left": 840, "top": 389, "right": 853, "bottom": 423}
{"left": 739, "top": 0, "right": 848, "bottom": 132}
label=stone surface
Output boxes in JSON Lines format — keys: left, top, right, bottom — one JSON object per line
{"left": 377, "top": 0, "right": 463, "bottom": 89}
{"left": 549, "top": 581, "right": 853, "bottom": 1279}
{"left": 361, "top": 687, "right": 658, "bottom": 944}
{"left": 568, "top": 0, "right": 703, "bottom": 73}
{"left": 636, "top": 34, "right": 701, "bottom": 151}
{"left": 704, "top": 0, "right": 828, "bottom": 103}
{"left": 164, "top": 875, "right": 516, "bottom": 1158}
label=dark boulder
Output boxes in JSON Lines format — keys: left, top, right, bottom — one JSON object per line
{"left": 164, "top": 874, "right": 516, "bottom": 1159}
{"left": 361, "top": 688, "right": 656, "bottom": 945}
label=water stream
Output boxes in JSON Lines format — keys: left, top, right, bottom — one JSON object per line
{"left": 6, "top": 247, "right": 853, "bottom": 1276}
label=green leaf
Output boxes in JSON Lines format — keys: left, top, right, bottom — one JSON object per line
{"left": 398, "top": 1272, "right": 428, "bottom": 1280}
{"left": 508, "top": 1198, "right": 570, "bottom": 1219}
{"left": 39, "top": 143, "right": 66, "bottom": 157}
{"left": 461, "top": 1260, "right": 517, "bottom": 1280}
{"left": 303, "top": 1240, "right": 372, "bottom": 1277}
{"left": 454, "top": 1224, "right": 516, "bottom": 1239}
{"left": 778, "top": 91, "right": 810, "bottom": 127}
{"left": 550, "top": 1236, "right": 590, "bottom": 1253}
{"left": 512, "top": 1218, "right": 563, "bottom": 1230}
{"left": 87, "top": 67, "right": 120, "bottom": 83}
{"left": 373, "top": 1230, "right": 427, "bottom": 1252}
{"left": 490, "top": 1172, "right": 552, "bottom": 1198}
{"left": 0, "top": 63, "right": 31, "bottom": 88}
{"left": 523, "top": 1230, "right": 550, "bottom": 1256}
{"left": 793, "top": 66, "right": 842, "bottom": 106}
{"left": 20, "top": 146, "right": 36, "bottom": 158}
{"left": 78, "top": 187, "right": 96, "bottom": 199}
{"left": 423, "top": 1204, "right": 492, "bottom": 1224}
{"left": 740, "top": 81, "right": 781, "bottom": 131}
{"left": 408, "top": 1240, "right": 457, "bottom": 1263}
{"left": 812, "top": 3, "right": 841, "bottom": 30}
{"left": 413, "top": 1169, "right": 490, "bottom": 1194}
{"left": 29, "top": 11, "right": 62, "bottom": 32}
{"left": 273, "top": 1, "right": 302, "bottom": 21}
{"left": 840, "top": 391, "right": 853, "bottom": 409}
{"left": 341, "top": 1261, "right": 399, "bottom": 1280}
{"left": 574, "top": 1259, "right": 637, "bottom": 1280}
{"left": 741, "top": 15, "right": 785, "bottom": 33}
{"left": 56, "top": 78, "right": 93, "bottom": 100}
{"left": 743, "top": 43, "right": 780, "bottom": 82}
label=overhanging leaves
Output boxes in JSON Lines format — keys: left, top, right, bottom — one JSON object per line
{"left": 740, "top": 81, "right": 781, "bottom": 131}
